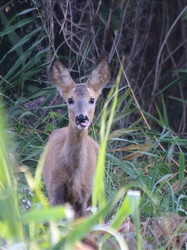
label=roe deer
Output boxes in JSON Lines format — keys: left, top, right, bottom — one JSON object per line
{"left": 42, "top": 59, "right": 110, "bottom": 217}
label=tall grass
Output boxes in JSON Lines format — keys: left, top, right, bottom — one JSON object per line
{"left": 0, "top": 103, "right": 24, "bottom": 247}
{"left": 0, "top": 63, "right": 142, "bottom": 249}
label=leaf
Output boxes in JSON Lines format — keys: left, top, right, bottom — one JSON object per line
{"left": 106, "top": 153, "right": 138, "bottom": 178}
{"left": 18, "top": 8, "right": 37, "bottom": 15}
{"left": 93, "top": 225, "right": 129, "bottom": 250}
{"left": 0, "top": 17, "right": 37, "bottom": 36}
{"left": 179, "top": 150, "right": 185, "bottom": 187}
{"left": 92, "top": 60, "right": 123, "bottom": 210}
{"left": 19, "top": 206, "right": 73, "bottom": 223}
{"left": 0, "top": 27, "right": 42, "bottom": 64}
{"left": 52, "top": 188, "right": 127, "bottom": 250}
{"left": 0, "top": 105, "right": 23, "bottom": 241}
{"left": 108, "top": 128, "right": 139, "bottom": 139}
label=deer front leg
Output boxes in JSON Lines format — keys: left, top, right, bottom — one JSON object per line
{"left": 74, "top": 190, "right": 91, "bottom": 217}
{"left": 75, "top": 200, "right": 87, "bottom": 217}
{"left": 48, "top": 182, "right": 66, "bottom": 206}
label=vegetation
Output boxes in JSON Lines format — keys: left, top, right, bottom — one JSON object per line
{"left": 0, "top": 0, "right": 187, "bottom": 249}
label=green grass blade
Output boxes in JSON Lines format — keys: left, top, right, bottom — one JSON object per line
{"left": 179, "top": 150, "right": 185, "bottom": 187}
{"left": 92, "top": 59, "right": 123, "bottom": 209}
{"left": 52, "top": 188, "right": 126, "bottom": 250}
{"left": 19, "top": 206, "right": 73, "bottom": 223}
{"left": 93, "top": 225, "right": 129, "bottom": 250}
{"left": 0, "top": 27, "right": 42, "bottom": 64}
{"left": 0, "top": 17, "right": 37, "bottom": 36}
{"left": 110, "top": 190, "right": 141, "bottom": 250}
{"left": 0, "top": 103, "right": 24, "bottom": 243}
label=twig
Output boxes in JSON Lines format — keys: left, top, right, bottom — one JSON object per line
{"left": 152, "top": 5, "right": 187, "bottom": 96}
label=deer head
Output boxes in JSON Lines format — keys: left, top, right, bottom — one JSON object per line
{"left": 50, "top": 59, "right": 110, "bottom": 130}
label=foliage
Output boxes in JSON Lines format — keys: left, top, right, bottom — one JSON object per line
{"left": 0, "top": 88, "right": 142, "bottom": 249}
{"left": 0, "top": 0, "right": 187, "bottom": 249}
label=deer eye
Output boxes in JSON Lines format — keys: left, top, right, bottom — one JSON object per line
{"left": 89, "top": 98, "right": 95, "bottom": 104}
{"left": 67, "top": 98, "right": 74, "bottom": 104}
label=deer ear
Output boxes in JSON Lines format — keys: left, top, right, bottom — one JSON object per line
{"left": 50, "top": 59, "right": 74, "bottom": 99}
{"left": 86, "top": 59, "right": 110, "bottom": 94}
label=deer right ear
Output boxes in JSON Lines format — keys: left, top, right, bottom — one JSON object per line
{"left": 50, "top": 59, "right": 74, "bottom": 99}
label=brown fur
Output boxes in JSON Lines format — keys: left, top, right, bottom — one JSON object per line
{"left": 42, "top": 59, "right": 110, "bottom": 217}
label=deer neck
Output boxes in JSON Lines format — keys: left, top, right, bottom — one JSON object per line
{"left": 64, "top": 124, "right": 88, "bottom": 164}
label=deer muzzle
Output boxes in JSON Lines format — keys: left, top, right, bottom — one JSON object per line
{"left": 75, "top": 114, "right": 90, "bottom": 129}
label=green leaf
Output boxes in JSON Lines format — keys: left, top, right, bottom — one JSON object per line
{"left": 0, "top": 17, "right": 37, "bottom": 36}
{"left": 106, "top": 153, "right": 138, "bottom": 178}
{"left": 0, "top": 105, "right": 23, "bottom": 242}
{"left": 0, "top": 27, "right": 42, "bottom": 64}
{"left": 19, "top": 206, "right": 73, "bottom": 223}
{"left": 179, "top": 150, "right": 185, "bottom": 187}
{"left": 52, "top": 188, "right": 126, "bottom": 250}
{"left": 18, "top": 8, "right": 37, "bottom": 15}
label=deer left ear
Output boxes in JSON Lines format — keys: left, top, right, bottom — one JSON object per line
{"left": 86, "top": 59, "right": 110, "bottom": 94}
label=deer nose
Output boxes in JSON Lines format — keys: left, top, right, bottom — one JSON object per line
{"left": 75, "top": 114, "right": 90, "bottom": 128}
{"left": 75, "top": 114, "right": 88, "bottom": 124}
